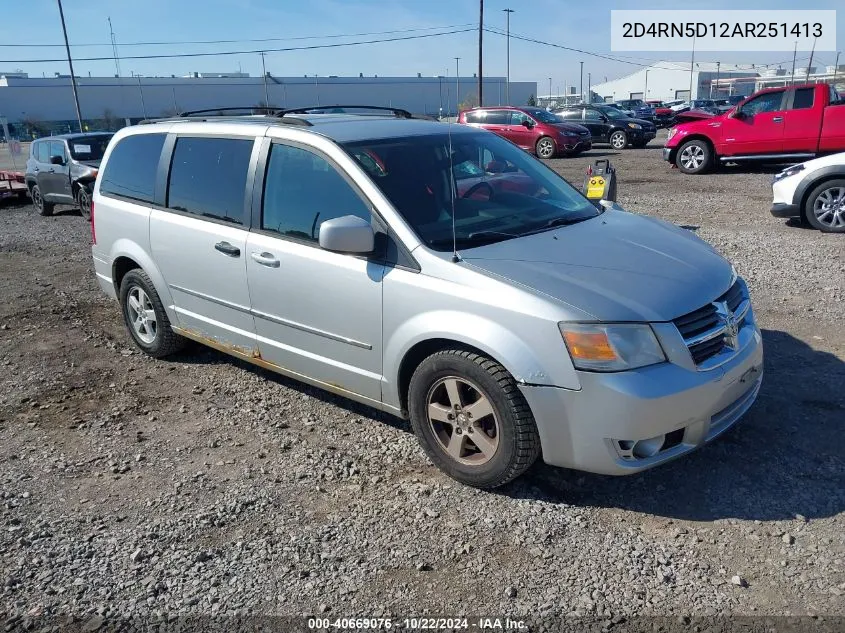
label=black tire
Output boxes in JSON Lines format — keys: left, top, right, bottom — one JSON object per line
{"left": 408, "top": 349, "right": 541, "bottom": 489}
{"left": 535, "top": 136, "right": 556, "bottom": 159}
{"left": 804, "top": 178, "right": 845, "bottom": 233}
{"left": 609, "top": 130, "right": 628, "bottom": 150}
{"left": 76, "top": 186, "right": 92, "bottom": 221}
{"left": 119, "top": 269, "right": 186, "bottom": 358}
{"left": 675, "top": 139, "right": 713, "bottom": 174}
{"left": 31, "top": 184, "right": 54, "bottom": 216}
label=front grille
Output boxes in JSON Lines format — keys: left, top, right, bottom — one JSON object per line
{"left": 674, "top": 280, "right": 750, "bottom": 368}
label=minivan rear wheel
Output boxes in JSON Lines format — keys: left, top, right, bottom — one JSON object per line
{"left": 31, "top": 185, "right": 54, "bottom": 216}
{"left": 119, "top": 269, "right": 186, "bottom": 358}
{"left": 408, "top": 349, "right": 541, "bottom": 489}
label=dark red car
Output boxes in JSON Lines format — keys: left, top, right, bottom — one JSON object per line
{"left": 458, "top": 106, "right": 592, "bottom": 158}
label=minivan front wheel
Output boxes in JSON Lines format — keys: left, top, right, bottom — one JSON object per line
{"left": 535, "top": 137, "right": 556, "bottom": 159}
{"left": 119, "top": 269, "right": 185, "bottom": 358}
{"left": 408, "top": 349, "right": 541, "bottom": 489}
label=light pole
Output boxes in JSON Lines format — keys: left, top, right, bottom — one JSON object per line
{"left": 587, "top": 73, "right": 591, "bottom": 103}
{"left": 711, "top": 61, "right": 719, "bottom": 98}
{"left": 644, "top": 69, "right": 649, "bottom": 99}
{"left": 689, "top": 36, "right": 696, "bottom": 99}
{"left": 548, "top": 77, "right": 552, "bottom": 107}
{"left": 454, "top": 57, "right": 460, "bottom": 113}
{"left": 56, "top": 0, "right": 83, "bottom": 133}
{"left": 579, "top": 61, "right": 584, "bottom": 103}
{"left": 136, "top": 75, "right": 147, "bottom": 120}
{"left": 315, "top": 74, "right": 319, "bottom": 106}
{"left": 477, "top": 0, "right": 483, "bottom": 107}
{"left": 833, "top": 52, "right": 841, "bottom": 90}
{"left": 503, "top": 8, "right": 514, "bottom": 105}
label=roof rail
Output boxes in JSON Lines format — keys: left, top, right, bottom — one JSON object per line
{"left": 179, "top": 106, "right": 278, "bottom": 117}
{"left": 278, "top": 105, "right": 416, "bottom": 119}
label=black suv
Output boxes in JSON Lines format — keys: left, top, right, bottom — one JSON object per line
{"left": 25, "top": 133, "right": 113, "bottom": 220}
{"left": 555, "top": 105, "right": 656, "bottom": 150}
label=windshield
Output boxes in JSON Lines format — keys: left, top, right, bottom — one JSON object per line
{"left": 597, "top": 106, "right": 626, "bottom": 119}
{"left": 68, "top": 135, "right": 113, "bottom": 161}
{"left": 526, "top": 109, "right": 561, "bottom": 124}
{"left": 343, "top": 131, "right": 599, "bottom": 251}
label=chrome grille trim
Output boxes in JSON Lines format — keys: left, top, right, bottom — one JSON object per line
{"left": 673, "top": 280, "right": 752, "bottom": 370}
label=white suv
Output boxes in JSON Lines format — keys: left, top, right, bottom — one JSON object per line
{"left": 771, "top": 152, "right": 845, "bottom": 232}
{"left": 90, "top": 107, "right": 763, "bottom": 488}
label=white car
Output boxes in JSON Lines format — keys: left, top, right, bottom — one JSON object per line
{"left": 771, "top": 152, "right": 845, "bottom": 233}
{"left": 665, "top": 100, "right": 688, "bottom": 112}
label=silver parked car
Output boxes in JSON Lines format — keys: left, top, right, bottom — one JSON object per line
{"left": 91, "top": 106, "right": 764, "bottom": 489}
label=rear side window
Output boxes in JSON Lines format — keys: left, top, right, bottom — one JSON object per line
{"left": 557, "top": 110, "right": 580, "bottom": 120}
{"left": 49, "top": 141, "right": 66, "bottom": 162}
{"left": 262, "top": 143, "right": 370, "bottom": 242}
{"left": 791, "top": 88, "right": 815, "bottom": 110}
{"left": 166, "top": 136, "right": 254, "bottom": 225}
{"left": 465, "top": 110, "right": 509, "bottom": 125}
{"left": 584, "top": 108, "right": 603, "bottom": 120}
{"left": 34, "top": 142, "right": 49, "bottom": 163}
{"left": 99, "top": 133, "right": 165, "bottom": 204}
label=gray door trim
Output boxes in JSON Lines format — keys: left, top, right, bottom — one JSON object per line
{"left": 250, "top": 308, "right": 373, "bottom": 350}
{"left": 169, "top": 284, "right": 251, "bottom": 314}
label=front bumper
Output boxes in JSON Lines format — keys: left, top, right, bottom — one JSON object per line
{"left": 520, "top": 324, "right": 764, "bottom": 475}
{"left": 662, "top": 147, "right": 673, "bottom": 162}
{"left": 561, "top": 138, "right": 592, "bottom": 153}
{"left": 770, "top": 202, "right": 800, "bottom": 218}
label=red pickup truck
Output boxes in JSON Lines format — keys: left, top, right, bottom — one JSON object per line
{"left": 663, "top": 83, "right": 845, "bottom": 174}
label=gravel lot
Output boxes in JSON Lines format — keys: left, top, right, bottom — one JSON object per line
{"left": 1, "top": 132, "right": 843, "bottom": 630}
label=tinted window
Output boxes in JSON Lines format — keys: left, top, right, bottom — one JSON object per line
{"left": 49, "top": 141, "right": 66, "bottom": 162}
{"left": 584, "top": 108, "right": 603, "bottom": 121}
{"left": 482, "top": 110, "right": 510, "bottom": 125}
{"left": 465, "top": 111, "right": 484, "bottom": 124}
{"left": 557, "top": 109, "right": 581, "bottom": 120}
{"left": 742, "top": 91, "right": 784, "bottom": 115}
{"left": 791, "top": 88, "right": 814, "bottom": 110}
{"left": 344, "top": 132, "right": 598, "bottom": 252}
{"left": 167, "top": 136, "right": 253, "bottom": 224}
{"left": 100, "top": 133, "right": 165, "bottom": 203}
{"left": 509, "top": 111, "right": 531, "bottom": 125}
{"left": 262, "top": 143, "right": 371, "bottom": 242}
{"left": 34, "top": 142, "right": 49, "bottom": 163}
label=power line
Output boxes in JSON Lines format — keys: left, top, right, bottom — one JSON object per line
{"left": 0, "top": 27, "right": 475, "bottom": 64}
{"left": 0, "top": 23, "right": 476, "bottom": 48}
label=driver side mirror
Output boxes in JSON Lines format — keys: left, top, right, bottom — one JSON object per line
{"left": 731, "top": 109, "right": 746, "bottom": 119}
{"left": 521, "top": 119, "right": 534, "bottom": 129}
{"left": 50, "top": 155, "right": 66, "bottom": 166}
{"left": 318, "top": 215, "right": 374, "bottom": 254}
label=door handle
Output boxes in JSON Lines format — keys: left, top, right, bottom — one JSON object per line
{"left": 250, "top": 251, "right": 280, "bottom": 268}
{"left": 214, "top": 241, "right": 241, "bottom": 257}
{"left": 33, "top": 167, "right": 39, "bottom": 172}
{"left": 48, "top": 168, "right": 55, "bottom": 173}
{"left": 772, "top": 116, "right": 783, "bottom": 123}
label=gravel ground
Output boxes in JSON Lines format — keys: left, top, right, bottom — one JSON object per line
{"left": 1, "top": 132, "right": 843, "bottom": 630}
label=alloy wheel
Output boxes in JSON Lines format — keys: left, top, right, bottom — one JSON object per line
{"left": 610, "top": 132, "right": 626, "bottom": 149}
{"left": 127, "top": 286, "right": 157, "bottom": 344}
{"left": 536, "top": 138, "right": 555, "bottom": 159}
{"left": 680, "top": 144, "right": 705, "bottom": 170}
{"left": 813, "top": 186, "right": 845, "bottom": 229}
{"left": 426, "top": 376, "right": 500, "bottom": 465}
{"left": 32, "top": 187, "right": 42, "bottom": 212}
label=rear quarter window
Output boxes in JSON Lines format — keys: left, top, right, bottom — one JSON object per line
{"left": 99, "top": 133, "right": 166, "bottom": 204}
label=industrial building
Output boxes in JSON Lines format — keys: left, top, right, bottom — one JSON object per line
{"left": 0, "top": 73, "right": 536, "bottom": 137}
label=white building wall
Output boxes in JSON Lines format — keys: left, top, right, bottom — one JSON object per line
{"left": 0, "top": 76, "right": 536, "bottom": 124}
{"left": 592, "top": 65, "right": 756, "bottom": 103}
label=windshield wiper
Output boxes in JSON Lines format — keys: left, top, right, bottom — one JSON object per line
{"left": 428, "top": 231, "right": 517, "bottom": 248}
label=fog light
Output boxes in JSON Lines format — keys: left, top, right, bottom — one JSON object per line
{"left": 631, "top": 434, "right": 665, "bottom": 458}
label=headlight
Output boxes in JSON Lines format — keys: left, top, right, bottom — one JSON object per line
{"left": 560, "top": 130, "right": 579, "bottom": 137}
{"left": 773, "top": 163, "right": 805, "bottom": 183}
{"left": 627, "top": 123, "right": 642, "bottom": 129}
{"left": 559, "top": 323, "right": 666, "bottom": 372}
{"left": 667, "top": 127, "right": 678, "bottom": 140}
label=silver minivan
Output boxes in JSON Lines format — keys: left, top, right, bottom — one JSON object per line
{"left": 91, "top": 107, "right": 763, "bottom": 489}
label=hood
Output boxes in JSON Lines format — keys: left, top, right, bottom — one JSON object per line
{"left": 461, "top": 209, "right": 733, "bottom": 322}
{"left": 549, "top": 122, "right": 590, "bottom": 134}
{"left": 674, "top": 110, "right": 721, "bottom": 126}
{"left": 628, "top": 117, "right": 655, "bottom": 128}
{"left": 79, "top": 159, "right": 101, "bottom": 168}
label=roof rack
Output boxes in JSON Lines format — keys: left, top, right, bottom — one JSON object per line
{"left": 178, "top": 106, "right": 278, "bottom": 117}
{"left": 277, "top": 105, "right": 415, "bottom": 119}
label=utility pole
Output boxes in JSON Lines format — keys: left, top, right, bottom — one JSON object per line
{"left": 136, "top": 75, "right": 147, "bottom": 119}
{"left": 503, "top": 9, "right": 514, "bottom": 105}
{"left": 833, "top": 52, "right": 841, "bottom": 89}
{"left": 579, "top": 61, "right": 584, "bottom": 103}
{"left": 644, "top": 69, "right": 648, "bottom": 99}
{"left": 689, "top": 37, "right": 696, "bottom": 99}
{"left": 455, "top": 57, "right": 460, "bottom": 113}
{"left": 806, "top": 38, "right": 817, "bottom": 82}
{"left": 260, "top": 52, "right": 270, "bottom": 107}
{"left": 587, "top": 73, "right": 591, "bottom": 103}
{"left": 108, "top": 16, "right": 121, "bottom": 77}
{"left": 477, "top": 0, "right": 483, "bottom": 107}
{"left": 790, "top": 41, "right": 798, "bottom": 85}
{"left": 56, "top": 0, "right": 83, "bottom": 133}
{"left": 315, "top": 74, "right": 320, "bottom": 106}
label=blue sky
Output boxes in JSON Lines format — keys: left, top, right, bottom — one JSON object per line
{"left": 2, "top": 0, "right": 842, "bottom": 92}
